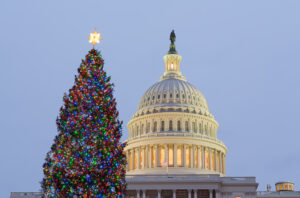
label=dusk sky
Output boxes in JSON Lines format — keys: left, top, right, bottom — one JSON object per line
{"left": 1, "top": 1, "right": 300, "bottom": 197}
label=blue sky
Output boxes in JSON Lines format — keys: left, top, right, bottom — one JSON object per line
{"left": 1, "top": 0, "right": 300, "bottom": 197}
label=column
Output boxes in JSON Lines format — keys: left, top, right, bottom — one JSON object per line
{"left": 126, "top": 151, "right": 129, "bottom": 171}
{"left": 137, "top": 147, "right": 141, "bottom": 169}
{"left": 165, "top": 144, "right": 168, "bottom": 165}
{"left": 188, "top": 189, "right": 192, "bottom": 198}
{"left": 219, "top": 152, "right": 222, "bottom": 173}
{"left": 155, "top": 145, "right": 158, "bottom": 168}
{"left": 142, "top": 147, "right": 145, "bottom": 169}
{"left": 136, "top": 190, "right": 140, "bottom": 198}
{"left": 223, "top": 154, "right": 226, "bottom": 175}
{"left": 214, "top": 149, "right": 217, "bottom": 171}
{"left": 215, "top": 190, "right": 220, "bottom": 198}
{"left": 194, "top": 190, "right": 198, "bottom": 198}
{"left": 158, "top": 190, "right": 161, "bottom": 198}
{"left": 209, "top": 148, "right": 212, "bottom": 170}
{"left": 146, "top": 145, "right": 149, "bottom": 168}
{"left": 150, "top": 146, "right": 153, "bottom": 168}
{"left": 173, "top": 190, "right": 176, "bottom": 198}
{"left": 183, "top": 144, "right": 186, "bottom": 167}
{"left": 174, "top": 144, "right": 177, "bottom": 167}
{"left": 197, "top": 146, "right": 201, "bottom": 169}
{"left": 202, "top": 147, "right": 206, "bottom": 169}
{"left": 131, "top": 150, "right": 134, "bottom": 170}
{"left": 142, "top": 190, "right": 146, "bottom": 198}
{"left": 191, "top": 145, "right": 195, "bottom": 168}
{"left": 209, "top": 190, "right": 213, "bottom": 198}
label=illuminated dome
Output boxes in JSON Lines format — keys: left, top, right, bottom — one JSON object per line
{"left": 124, "top": 31, "right": 227, "bottom": 176}
{"left": 137, "top": 78, "right": 211, "bottom": 117}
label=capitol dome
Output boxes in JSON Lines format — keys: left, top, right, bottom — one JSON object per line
{"left": 124, "top": 31, "right": 227, "bottom": 176}
{"left": 137, "top": 78, "right": 211, "bottom": 119}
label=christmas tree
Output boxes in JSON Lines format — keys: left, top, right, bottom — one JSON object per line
{"left": 41, "top": 31, "right": 126, "bottom": 198}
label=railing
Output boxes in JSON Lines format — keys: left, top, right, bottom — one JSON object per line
{"left": 128, "top": 132, "right": 226, "bottom": 146}
{"left": 126, "top": 174, "right": 256, "bottom": 183}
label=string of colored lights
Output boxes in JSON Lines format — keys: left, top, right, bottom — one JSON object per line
{"left": 41, "top": 49, "right": 126, "bottom": 198}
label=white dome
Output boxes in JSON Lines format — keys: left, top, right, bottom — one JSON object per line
{"left": 138, "top": 78, "right": 209, "bottom": 113}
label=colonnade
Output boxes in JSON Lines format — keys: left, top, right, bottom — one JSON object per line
{"left": 129, "top": 117, "right": 217, "bottom": 139}
{"left": 125, "top": 144, "right": 225, "bottom": 174}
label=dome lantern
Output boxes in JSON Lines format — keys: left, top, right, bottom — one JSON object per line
{"left": 160, "top": 30, "right": 186, "bottom": 81}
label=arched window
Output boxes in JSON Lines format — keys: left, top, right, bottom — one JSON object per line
{"left": 192, "top": 122, "right": 196, "bottom": 132}
{"left": 146, "top": 122, "right": 150, "bottom": 133}
{"left": 169, "top": 120, "right": 173, "bottom": 131}
{"left": 199, "top": 123, "right": 202, "bottom": 134}
{"left": 185, "top": 121, "right": 189, "bottom": 132}
{"left": 135, "top": 126, "right": 138, "bottom": 136}
{"left": 153, "top": 121, "right": 157, "bottom": 132}
{"left": 161, "top": 121, "right": 165, "bottom": 131}
{"left": 137, "top": 126, "right": 139, "bottom": 136}
{"left": 141, "top": 124, "right": 144, "bottom": 135}
{"left": 177, "top": 121, "right": 181, "bottom": 131}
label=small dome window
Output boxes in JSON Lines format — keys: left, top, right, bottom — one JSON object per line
{"left": 176, "top": 93, "right": 179, "bottom": 98}
{"left": 152, "top": 96, "right": 155, "bottom": 100}
{"left": 163, "top": 94, "right": 167, "bottom": 99}
{"left": 158, "top": 95, "right": 160, "bottom": 99}
{"left": 148, "top": 97, "right": 150, "bottom": 101}
{"left": 188, "top": 95, "right": 191, "bottom": 99}
{"left": 182, "top": 94, "right": 185, "bottom": 99}
{"left": 170, "top": 93, "right": 173, "bottom": 98}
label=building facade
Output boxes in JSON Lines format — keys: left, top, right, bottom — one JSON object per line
{"left": 123, "top": 31, "right": 257, "bottom": 198}
{"left": 10, "top": 32, "right": 299, "bottom": 198}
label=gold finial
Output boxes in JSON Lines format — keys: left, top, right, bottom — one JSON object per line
{"left": 88, "top": 30, "right": 102, "bottom": 47}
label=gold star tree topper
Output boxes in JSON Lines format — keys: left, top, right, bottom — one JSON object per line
{"left": 89, "top": 30, "right": 102, "bottom": 47}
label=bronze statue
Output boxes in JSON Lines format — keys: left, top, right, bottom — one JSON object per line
{"left": 170, "top": 30, "right": 176, "bottom": 44}
{"left": 168, "top": 30, "right": 177, "bottom": 54}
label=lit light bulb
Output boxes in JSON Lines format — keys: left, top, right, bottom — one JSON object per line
{"left": 171, "top": 64, "right": 174, "bottom": 69}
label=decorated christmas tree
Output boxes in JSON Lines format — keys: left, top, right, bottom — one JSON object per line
{"left": 41, "top": 30, "right": 126, "bottom": 198}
